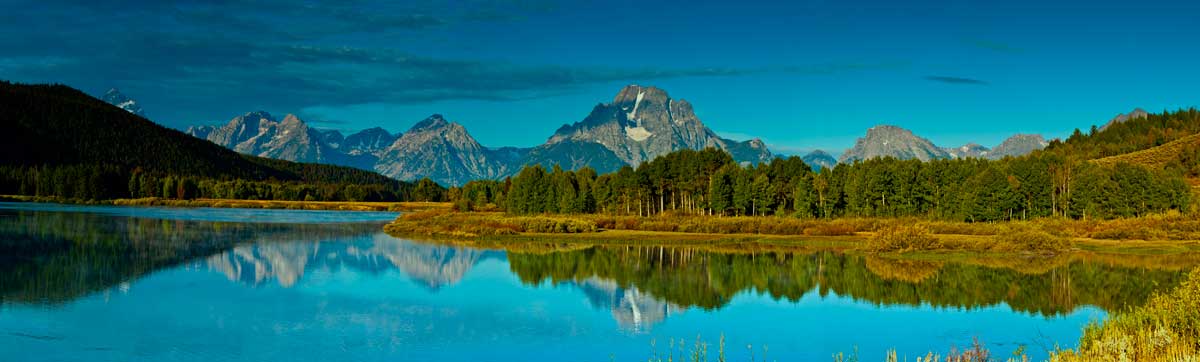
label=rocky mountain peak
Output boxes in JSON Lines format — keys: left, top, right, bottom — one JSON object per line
{"left": 343, "top": 127, "right": 397, "bottom": 157}
{"left": 229, "top": 111, "right": 275, "bottom": 127}
{"left": 989, "top": 134, "right": 1049, "bottom": 159}
{"left": 411, "top": 114, "right": 450, "bottom": 131}
{"left": 375, "top": 114, "right": 504, "bottom": 186}
{"left": 547, "top": 85, "right": 772, "bottom": 166}
{"left": 280, "top": 114, "right": 305, "bottom": 127}
{"left": 1101, "top": 108, "right": 1149, "bottom": 131}
{"left": 945, "top": 143, "right": 991, "bottom": 159}
{"left": 802, "top": 150, "right": 838, "bottom": 171}
{"left": 101, "top": 88, "right": 145, "bottom": 117}
{"left": 841, "top": 124, "right": 950, "bottom": 163}
{"left": 612, "top": 85, "right": 670, "bottom": 108}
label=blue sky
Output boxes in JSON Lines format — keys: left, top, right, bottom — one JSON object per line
{"left": 4, "top": 0, "right": 1198, "bottom": 155}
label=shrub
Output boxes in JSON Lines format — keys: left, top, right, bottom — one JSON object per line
{"left": 867, "top": 225, "right": 941, "bottom": 252}
{"left": 992, "top": 228, "right": 1072, "bottom": 253}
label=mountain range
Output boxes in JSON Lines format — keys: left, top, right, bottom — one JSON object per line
{"left": 182, "top": 85, "right": 774, "bottom": 185}
{"left": 186, "top": 111, "right": 386, "bottom": 170}
{"left": 836, "top": 125, "right": 1049, "bottom": 163}
{"left": 103, "top": 84, "right": 1055, "bottom": 185}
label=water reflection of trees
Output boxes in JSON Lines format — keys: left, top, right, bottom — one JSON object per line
{"left": 5, "top": 206, "right": 1196, "bottom": 326}
{"left": 505, "top": 245, "right": 1194, "bottom": 316}
{"left": 0, "top": 209, "right": 381, "bottom": 304}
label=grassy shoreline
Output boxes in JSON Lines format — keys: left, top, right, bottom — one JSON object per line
{"left": 384, "top": 210, "right": 1200, "bottom": 255}
{"left": 0, "top": 195, "right": 451, "bottom": 212}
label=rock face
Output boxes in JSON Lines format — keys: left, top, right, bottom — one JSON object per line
{"left": 343, "top": 127, "right": 398, "bottom": 157}
{"left": 186, "top": 85, "right": 774, "bottom": 185}
{"left": 840, "top": 126, "right": 1048, "bottom": 163}
{"left": 313, "top": 129, "right": 345, "bottom": 149}
{"left": 186, "top": 111, "right": 374, "bottom": 169}
{"left": 374, "top": 114, "right": 512, "bottom": 186}
{"left": 802, "top": 150, "right": 838, "bottom": 171}
{"left": 1101, "top": 108, "right": 1149, "bottom": 131}
{"left": 840, "top": 125, "right": 951, "bottom": 163}
{"left": 366, "top": 85, "right": 773, "bottom": 185}
{"left": 547, "top": 85, "right": 772, "bottom": 166}
{"left": 520, "top": 140, "right": 626, "bottom": 174}
{"left": 101, "top": 88, "right": 145, "bottom": 117}
{"left": 989, "top": 134, "right": 1048, "bottom": 159}
{"left": 944, "top": 143, "right": 990, "bottom": 159}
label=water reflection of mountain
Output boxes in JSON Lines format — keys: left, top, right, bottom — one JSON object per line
{"left": 506, "top": 245, "right": 1197, "bottom": 317}
{"left": 0, "top": 208, "right": 382, "bottom": 304}
{"left": 574, "top": 278, "right": 680, "bottom": 333}
{"left": 205, "top": 235, "right": 502, "bottom": 290}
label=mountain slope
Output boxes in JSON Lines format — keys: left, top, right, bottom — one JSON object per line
{"left": 343, "top": 127, "right": 398, "bottom": 157}
{"left": 547, "top": 85, "right": 772, "bottom": 166}
{"left": 188, "top": 112, "right": 375, "bottom": 170}
{"left": 1100, "top": 108, "right": 1149, "bottom": 131}
{"left": 944, "top": 143, "right": 990, "bottom": 159}
{"left": 374, "top": 115, "right": 511, "bottom": 186}
{"left": 100, "top": 88, "right": 145, "bottom": 117}
{"left": 802, "top": 150, "right": 838, "bottom": 171}
{"left": 1048, "top": 108, "right": 1200, "bottom": 160}
{"left": 840, "top": 125, "right": 951, "bottom": 163}
{"left": 0, "top": 81, "right": 398, "bottom": 186}
{"left": 989, "top": 134, "right": 1048, "bottom": 159}
{"left": 519, "top": 140, "right": 626, "bottom": 174}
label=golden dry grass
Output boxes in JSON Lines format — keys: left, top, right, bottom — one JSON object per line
{"left": 1092, "top": 133, "right": 1200, "bottom": 168}
{"left": 384, "top": 211, "right": 1200, "bottom": 255}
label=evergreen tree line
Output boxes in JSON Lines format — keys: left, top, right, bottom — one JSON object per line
{"left": 0, "top": 165, "right": 447, "bottom": 202}
{"left": 454, "top": 148, "right": 1191, "bottom": 221}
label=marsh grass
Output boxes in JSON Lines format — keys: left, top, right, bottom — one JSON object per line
{"left": 1049, "top": 268, "right": 1200, "bottom": 362}
{"left": 384, "top": 210, "right": 597, "bottom": 237}
{"left": 385, "top": 210, "right": 1200, "bottom": 255}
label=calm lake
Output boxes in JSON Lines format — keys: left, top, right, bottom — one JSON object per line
{"left": 0, "top": 203, "right": 1193, "bottom": 361}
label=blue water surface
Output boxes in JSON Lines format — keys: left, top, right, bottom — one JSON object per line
{"left": 0, "top": 203, "right": 1174, "bottom": 362}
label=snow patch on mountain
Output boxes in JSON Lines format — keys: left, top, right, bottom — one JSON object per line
{"left": 625, "top": 124, "right": 653, "bottom": 141}
{"left": 626, "top": 89, "right": 646, "bottom": 120}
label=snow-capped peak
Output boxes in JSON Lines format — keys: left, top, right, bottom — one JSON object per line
{"left": 101, "top": 88, "right": 146, "bottom": 117}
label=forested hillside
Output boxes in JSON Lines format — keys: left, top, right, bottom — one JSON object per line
{"left": 0, "top": 81, "right": 444, "bottom": 202}
{"left": 1047, "top": 107, "right": 1200, "bottom": 160}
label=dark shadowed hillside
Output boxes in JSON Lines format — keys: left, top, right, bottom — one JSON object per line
{"left": 0, "top": 81, "right": 435, "bottom": 201}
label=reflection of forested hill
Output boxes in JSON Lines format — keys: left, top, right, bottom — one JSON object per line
{"left": 506, "top": 245, "right": 1195, "bottom": 316}
{"left": 205, "top": 234, "right": 502, "bottom": 289}
{"left": 0, "top": 208, "right": 381, "bottom": 304}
